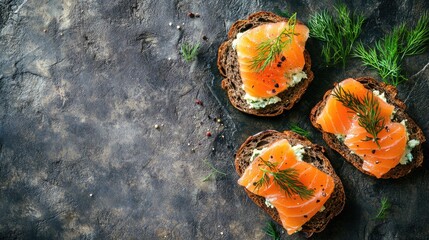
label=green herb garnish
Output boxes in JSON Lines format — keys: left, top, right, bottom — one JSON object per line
{"left": 180, "top": 42, "right": 200, "bottom": 62}
{"left": 375, "top": 197, "right": 391, "bottom": 220}
{"left": 202, "top": 160, "right": 226, "bottom": 182}
{"left": 354, "top": 13, "right": 429, "bottom": 86}
{"left": 250, "top": 13, "right": 297, "bottom": 72}
{"left": 290, "top": 123, "right": 311, "bottom": 139}
{"left": 331, "top": 85, "right": 385, "bottom": 147}
{"left": 263, "top": 221, "right": 281, "bottom": 240}
{"left": 253, "top": 157, "right": 314, "bottom": 199}
{"left": 308, "top": 4, "right": 365, "bottom": 67}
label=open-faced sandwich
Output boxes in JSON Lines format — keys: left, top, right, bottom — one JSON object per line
{"left": 235, "top": 130, "right": 345, "bottom": 237}
{"left": 217, "top": 12, "right": 314, "bottom": 116}
{"left": 311, "top": 77, "right": 426, "bottom": 179}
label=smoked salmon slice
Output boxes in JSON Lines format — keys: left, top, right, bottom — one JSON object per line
{"left": 237, "top": 139, "right": 335, "bottom": 235}
{"left": 344, "top": 120, "right": 407, "bottom": 178}
{"left": 315, "top": 78, "right": 407, "bottom": 178}
{"left": 315, "top": 78, "right": 394, "bottom": 135}
{"left": 235, "top": 21, "right": 309, "bottom": 98}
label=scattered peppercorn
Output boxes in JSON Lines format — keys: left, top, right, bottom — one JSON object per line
{"left": 372, "top": 149, "right": 376, "bottom": 154}
{"left": 195, "top": 99, "right": 203, "bottom": 106}
{"left": 281, "top": 56, "right": 286, "bottom": 61}
{"left": 202, "top": 35, "right": 208, "bottom": 41}
{"left": 274, "top": 83, "right": 279, "bottom": 88}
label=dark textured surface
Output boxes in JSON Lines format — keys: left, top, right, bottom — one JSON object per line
{"left": 0, "top": 0, "right": 428, "bottom": 239}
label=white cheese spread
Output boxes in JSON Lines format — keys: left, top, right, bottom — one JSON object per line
{"left": 250, "top": 148, "right": 266, "bottom": 162}
{"left": 244, "top": 93, "right": 282, "bottom": 109}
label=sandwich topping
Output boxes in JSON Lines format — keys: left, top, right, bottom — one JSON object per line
{"left": 238, "top": 139, "right": 335, "bottom": 235}
{"left": 315, "top": 78, "right": 420, "bottom": 178}
{"left": 233, "top": 14, "right": 309, "bottom": 109}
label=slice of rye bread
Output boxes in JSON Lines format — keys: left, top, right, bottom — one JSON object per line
{"left": 235, "top": 130, "right": 345, "bottom": 237}
{"left": 310, "top": 77, "right": 426, "bottom": 179}
{"left": 217, "top": 11, "right": 314, "bottom": 117}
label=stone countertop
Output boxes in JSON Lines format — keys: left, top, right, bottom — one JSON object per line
{"left": 0, "top": 0, "right": 428, "bottom": 239}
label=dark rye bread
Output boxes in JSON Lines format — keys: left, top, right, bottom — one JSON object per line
{"left": 217, "top": 11, "right": 314, "bottom": 116}
{"left": 235, "top": 130, "right": 345, "bottom": 237}
{"left": 310, "top": 77, "right": 426, "bottom": 179}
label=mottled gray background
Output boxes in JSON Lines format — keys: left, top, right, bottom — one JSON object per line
{"left": 0, "top": 0, "right": 428, "bottom": 239}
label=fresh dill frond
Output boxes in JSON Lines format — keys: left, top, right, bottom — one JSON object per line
{"left": 270, "top": 168, "right": 314, "bottom": 199}
{"left": 400, "top": 12, "right": 429, "bottom": 58}
{"left": 309, "top": 4, "right": 365, "bottom": 67}
{"left": 202, "top": 160, "right": 226, "bottom": 182}
{"left": 290, "top": 123, "right": 311, "bottom": 139}
{"left": 250, "top": 13, "right": 297, "bottom": 72}
{"left": 180, "top": 42, "right": 200, "bottom": 63}
{"left": 354, "top": 29, "right": 404, "bottom": 86}
{"left": 354, "top": 12, "right": 429, "bottom": 86}
{"left": 263, "top": 221, "right": 281, "bottom": 240}
{"left": 253, "top": 157, "right": 314, "bottom": 199}
{"left": 375, "top": 197, "right": 391, "bottom": 220}
{"left": 253, "top": 171, "right": 270, "bottom": 192}
{"left": 258, "top": 157, "right": 278, "bottom": 170}
{"left": 331, "top": 85, "right": 385, "bottom": 147}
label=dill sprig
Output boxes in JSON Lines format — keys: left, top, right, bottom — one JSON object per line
{"left": 290, "top": 123, "right": 311, "bottom": 139}
{"left": 308, "top": 4, "right": 365, "bottom": 67}
{"left": 253, "top": 157, "right": 314, "bottom": 199}
{"left": 354, "top": 12, "right": 429, "bottom": 86}
{"left": 250, "top": 13, "right": 297, "bottom": 72}
{"left": 375, "top": 197, "right": 391, "bottom": 220}
{"left": 400, "top": 13, "right": 429, "bottom": 57}
{"left": 202, "top": 160, "right": 226, "bottom": 182}
{"left": 180, "top": 42, "right": 200, "bottom": 63}
{"left": 263, "top": 221, "right": 281, "bottom": 240}
{"left": 331, "top": 85, "right": 385, "bottom": 147}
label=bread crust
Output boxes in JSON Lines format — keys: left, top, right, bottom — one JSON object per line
{"left": 217, "top": 11, "right": 314, "bottom": 117}
{"left": 310, "top": 77, "right": 426, "bottom": 179}
{"left": 235, "top": 130, "right": 345, "bottom": 237}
